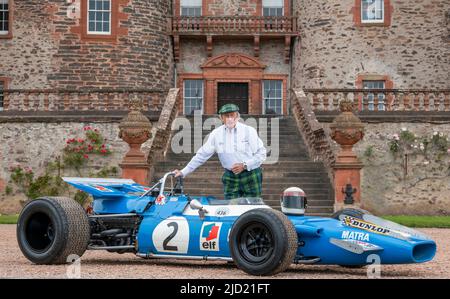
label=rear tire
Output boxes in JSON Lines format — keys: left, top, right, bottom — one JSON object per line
{"left": 229, "top": 208, "right": 297, "bottom": 276}
{"left": 17, "top": 197, "right": 90, "bottom": 264}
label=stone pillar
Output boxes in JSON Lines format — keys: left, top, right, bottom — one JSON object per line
{"left": 329, "top": 99, "right": 365, "bottom": 211}
{"left": 119, "top": 96, "right": 152, "bottom": 185}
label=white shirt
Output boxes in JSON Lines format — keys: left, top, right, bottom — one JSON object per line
{"left": 181, "top": 121, "right": 267, "bottom": 177}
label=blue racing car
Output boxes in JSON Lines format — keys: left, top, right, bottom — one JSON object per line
{"left": 16, "top": 172, "right": 437, "bottom": 276}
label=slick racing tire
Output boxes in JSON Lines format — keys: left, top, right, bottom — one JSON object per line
{"left": 17, "top": 197, "right": 90, "bottom": 264}
{"left": 331, "top": 208, "right": 372, "bottom": 221}
{"left": 229, "top": 208, "right": 297, "bottom": 276}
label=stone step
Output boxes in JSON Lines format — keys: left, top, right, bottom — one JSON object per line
{"left": 264, "top": 199, "right": 334, "bottom": 207}
{"left": 175, "top": 129, "right": 301, "bottom": 135}
{"left": 271, "top": 206, "right": 334, "bottom": 215}
{"left": 165, "top": 147, "right": 309, "bottom": 155}
{"left": 157, "top": 176, "right": 329, "bottom": 184}
{"left": 187, "top": 133, "right": 304, "bottom": 138}
{"left": 154, "top": 174, "right": 331, "bottom": 182}
{"left": 157, "top": 172, "right": 329, "bottom": 179}
{"left": 180, "top": 189, "right": 331, "bottom": 197}
{"left": 154, "top": 169, "right": 330, "bottom": 176}
{"left": 156, "top": 160, "right": 327, "bottom": 167}
{"left": 162, "top": 155, "right": 311, "bottom": 162}
{"left": 155, "top": 167, "right": 329, "bottom": 174}
{"left": 176, "top": 117, "right": 296, "bottom": 123}
{"left": 182, "top": 185, "right": 332, "bottom": 194}
{"left": 260, "top": 194, "right": 332, "bottom": 201}
{"left": 168, "top": 140, "right": 307, "bottom": 146}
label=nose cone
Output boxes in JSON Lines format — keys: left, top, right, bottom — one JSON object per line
{"left": 412, "top": 241, "right": 436, "bottom": 263}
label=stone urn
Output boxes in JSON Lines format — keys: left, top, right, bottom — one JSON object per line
{"left": 119, "top": 96, "right": 152, "bottom": 163}
{"left": 118, "top": 96, "right": 152, "bottom": 185}
{"left": 329, "top": 99, "right": 364, "bottom": 163}
{"left": 329, "top": 99, "right": 365, "bottom": 208}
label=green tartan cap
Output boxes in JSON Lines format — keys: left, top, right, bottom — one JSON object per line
{"left": 218, "top": 104, "right": 239, "bottom": 114}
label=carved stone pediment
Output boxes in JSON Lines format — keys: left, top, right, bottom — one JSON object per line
{"left": 201, "top": 53, "right": 266, "bottom": 69}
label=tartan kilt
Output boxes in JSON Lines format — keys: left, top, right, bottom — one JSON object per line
{"left": 222, "top": 168, "right": 263, "bottom": 200}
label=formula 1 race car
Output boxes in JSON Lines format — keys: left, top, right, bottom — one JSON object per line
{"left": 16, "top": 172, "right": 437, "bottom": 276}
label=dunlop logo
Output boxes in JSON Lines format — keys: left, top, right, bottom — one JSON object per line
{"left": 343, "top": 216, "right": 391, "bottom": 235}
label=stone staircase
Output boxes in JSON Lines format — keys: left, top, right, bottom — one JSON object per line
{"left": 152, "top": 115, "right": 334, "bottom": 216}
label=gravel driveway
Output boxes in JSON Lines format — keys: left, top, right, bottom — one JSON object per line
{"left": 1, "top": 224, "right": 448, "bottom": 279}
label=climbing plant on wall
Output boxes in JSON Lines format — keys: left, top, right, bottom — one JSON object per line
{"left": 5, "top": 126, "right": 117, "bottom": 207}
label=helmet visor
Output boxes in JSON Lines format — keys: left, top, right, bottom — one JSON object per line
{"left": 282, "top": 195, "right": 307, "bottom": 210}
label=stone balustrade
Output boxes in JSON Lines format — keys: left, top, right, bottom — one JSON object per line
{"left": 1, "top": 89, "right": 166, "bottom": 112}
{"left": 291, "top": 89, "right": 335, "bottom": 182}
{"left": 146, "top": 88, "right": 181, "bottom": 166}
{"left": 303, "top": 89, "right": 450, "bottom": 112}
{"left": 171, "top": 16, "right": 298, "bottom": 36}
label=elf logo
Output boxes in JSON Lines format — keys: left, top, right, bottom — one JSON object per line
{"left": 200, "top": 222, "right": 222, "bottom": 251}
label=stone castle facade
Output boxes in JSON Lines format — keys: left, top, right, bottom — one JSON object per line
{"left": 1, "top": 1, "right": 448, "bottom": 111}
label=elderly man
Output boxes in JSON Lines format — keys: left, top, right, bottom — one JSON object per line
{"left": 174, "top": 104, "right": 267, "bottom": 199}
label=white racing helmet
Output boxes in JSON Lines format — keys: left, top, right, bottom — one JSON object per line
{"left": 280, "top": 187, "right": 307, "bottom": 215}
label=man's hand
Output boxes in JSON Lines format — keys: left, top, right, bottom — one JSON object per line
{"left": 173, "top": 169, "right": 183, "bottom": 178}
{"left": 231, "top": 163, "right": 245, "bottom": 175}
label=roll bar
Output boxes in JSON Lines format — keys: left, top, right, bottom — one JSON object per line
{"left": 139, "top": 171, "right": 183, "bottom": 198}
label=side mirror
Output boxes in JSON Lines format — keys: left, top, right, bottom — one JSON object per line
{"left": 189, "top": 199, "right": 207, "bottom": 220}
{"left": 189, "top": 199, "right": 203, "bottom": 210}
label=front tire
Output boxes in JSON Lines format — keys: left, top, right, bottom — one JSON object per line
{"left": 229, "top": 208, "right": 297, "bottom": 276}
{"left": 17, "top": 197, "right": 90, "bottom": 264}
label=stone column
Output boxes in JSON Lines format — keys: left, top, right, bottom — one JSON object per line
{"left": 119, "top": 96, "right": 152, "bottom": 185}
{"left": 329, "top": 99, "right": 365, "bottom": 211}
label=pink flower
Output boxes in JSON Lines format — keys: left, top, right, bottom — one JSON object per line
{"left": 447, "top": 148, "right": 450, "bottom": 155}
{"left": 84, "top": 126, "right": 92, "bottom": 131}
{"left": 77, "top": 138, "right": 84, "bottom": 143}
{"left": 83, "top": 154, "right": 89, "bottom": 159}
{"left": 100, "top": 149, "right": 107, "bottom": 154}
{"left": 392, "top": 134, "right": 399, "bottom": 141}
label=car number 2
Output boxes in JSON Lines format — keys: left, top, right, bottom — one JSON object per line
{"left": 152, "top": 217, "right": 189, "bottom": 254}
{"left": 163, "top": 222, "right": 178, "bottom": 251}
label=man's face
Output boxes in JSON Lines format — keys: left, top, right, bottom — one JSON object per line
{"left": 220, "top": 112, "right": 238, "bottom": 124}
{"left": 221, "top": 112, "right": 239, "bottom": 127}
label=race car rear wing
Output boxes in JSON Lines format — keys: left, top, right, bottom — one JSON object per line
{"left": 62, "top": 177, "right": 150, "bottom": 198}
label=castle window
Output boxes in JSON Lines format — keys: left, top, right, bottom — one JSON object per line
{"left": 87, "top": 0, "right": 111, "bottom": 34}
{"left": 263, "top": 80, "right": 282, "bottom": 115}
{"left": 0, "top": 0, "right": 10, "bottom": 36}
{"left": 181, "top": 0, "right": 202, "bottom": 17}
{"left": 361, "top": 0, "right": 384, "bottom": 23}
{"left": 354, "top": 0, "right": 392, "bottom": 27}
{"left": 363, "top": 80, "right": 385, "bottom": 111}
{"left": 184, "top": 80, "right": 203, "bottom": 115}
{"left": 263, "top": 0, "right": 284, "bottom": 17}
